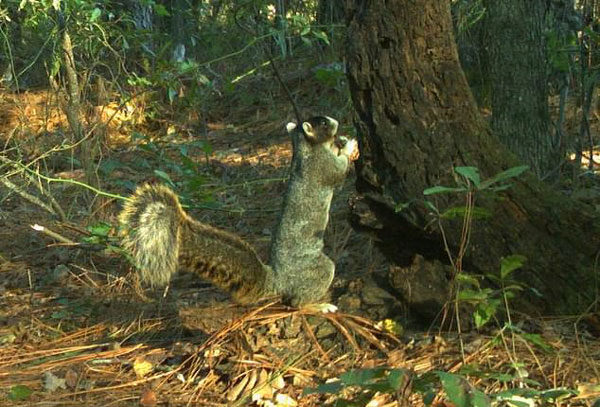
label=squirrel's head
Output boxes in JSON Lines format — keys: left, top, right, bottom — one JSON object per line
{"left": 286, "top": 116, "right": 339, "bottom": 145}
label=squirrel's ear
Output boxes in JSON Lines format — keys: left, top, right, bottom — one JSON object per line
{"left": 302, "top": 121, "right": 316, "bottom": 141}
{"left": 286, "top": 122, "right": 297, "bottom": 133}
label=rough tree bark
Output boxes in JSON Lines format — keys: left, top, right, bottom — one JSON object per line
{"left": 484, "top": 0, "right": 555, "bottom": 177}
{"left": 344, "top": 1, "right": 599, "bottom": 318}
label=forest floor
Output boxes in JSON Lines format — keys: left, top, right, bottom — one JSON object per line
{"left": 0, "top": 89, "right": 599, "bottom": 406}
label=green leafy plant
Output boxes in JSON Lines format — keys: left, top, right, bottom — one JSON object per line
{"left": 304, "top": 367, "right": 579, "bottom": 407}
{"left": 304, "top": 367, "right": 416, "bottom": 407}
{"left": 129, "top": 131, "right": 213, "bottom": 201}
{"left": 457, "top": 254, "right": 526, "bottom": 329}
{"left": 421, "top": 165, "right": 528, "bottom": 331}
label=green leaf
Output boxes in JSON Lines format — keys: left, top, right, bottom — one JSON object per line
{"left": 312, "top": 30, "right": 330, "bottom": 45}
{"left": 412, "top": 371, "right": 438, "bottom": 393}
{"left": 503, "top": 398, "right": 533, "bottom": 407}
{"left": 503, "top": 284, "right": 524, "bottom": 292}
{"left": 455, "top": 166, "right": 481, "bottom": 186}
{"left": 50, "top": 57, "right": 61, "bottom": 77}
{"left": 87, "top": 222, "right": 112, "bottom": 237}
{"left": 473, "top": 300, "right": 500, "bottom": 329}
{"left": 437, "top": 372, "right": 468, "bottom": 407}
{"left": 479, "top": 166, "right": 529, "bottom": 190}
{"left": 486, "top": 372, "right": 516, "bottom": 382}
{"left": 473, "top": 310, "right": 486, "bottom": 329}
{"left": 303, "top": 381, "right": 343, "bottom": 395}
{"left": 153, "top": 3, "right": 170, "bottom": 16}
{"left": 494, "top": 389, "right": 538, "bottom": 407}
{"left": 154, "top": 170, "right": 173, "bottom": 184}
{"left": 167, "top": 87, "right": 178, "bottom": 104}
{"left": 471, "top": 389, "right": 492, "bottom": 407}
{"left": 339, "top": 368, "right": 386, "bottom": 385}
{"left": 440, "top": 206, "right": 491, "bottom": 220}
{"left": 424, "top": 200, "right": 438, "bottom": 213}
{"left": 90, "top": 7, "right": 101, "bottom": 22}
{"left": 495, "top": 388, "right": 540, "bottom": 399}
{"left": 387, "top": 369, "right": 408, "bottom": 391}
{"left": 423, "top": 186, "right": 466, "bottom": 195}
{"left": 456, "top": 273, "right": 481, "bottom": 288}
{"left": 8, "top": 385, "right": 33, "bottom": 401}
{"left": 300, "top": 25, "right": 310, "bottom": 36}
{"left": 520, "top": 333, "right": 552, "bottom": 353}
{"left": 457, "top": 288, "right": 490, "bottom": 301}
{"left": 539, "top": 388, "right": 577, "bottom": 401}
{"left": 500, "top": 255, "right": 526, "bottom": 279}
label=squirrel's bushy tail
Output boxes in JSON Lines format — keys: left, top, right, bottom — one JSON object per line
{"left": 119, "top": 184, "right": 183, "bottom": 287}
{"left": 119, "top": 184, "right": 275, "bottom": 303}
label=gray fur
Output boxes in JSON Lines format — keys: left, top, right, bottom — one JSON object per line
{"left": 269, "top": 116, "right": 358, "bottom": 305}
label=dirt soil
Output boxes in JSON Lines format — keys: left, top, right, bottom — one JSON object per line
{"left": 1, "top": 90, "right": 599, "bottom": 406}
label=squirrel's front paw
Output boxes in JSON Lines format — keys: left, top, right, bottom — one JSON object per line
{"left": 342, "top": 138, "right": 359, "bottom": 162}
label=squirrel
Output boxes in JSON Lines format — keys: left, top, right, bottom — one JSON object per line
{"left": 119, "top": 115, "right": 359, "bottom": 306}
{"left": 270, "top": 116, "right": 359, "bottom": 305}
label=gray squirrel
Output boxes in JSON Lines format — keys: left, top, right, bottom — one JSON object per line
{"left": 119, "top": 116, "right": 359, "bottom": 306}
{"left": 270, "top": 116, "right": 358, "bottom": 305}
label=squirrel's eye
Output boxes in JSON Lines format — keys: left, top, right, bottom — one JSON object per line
{"left": 321, "top": 119, "right": 327, "bottom": 126}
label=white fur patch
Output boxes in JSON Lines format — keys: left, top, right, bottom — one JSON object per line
{"left": 303, "top": 303, "right": 338, "bottom": 313}
{"left": 286, "top": 122, "right": 297, "bottom": 133}
{"left": 343, "top": 138, "right": 358, "bottom": 156}
{"left": 325, "top": 116, "right": 339, "bottom": 130}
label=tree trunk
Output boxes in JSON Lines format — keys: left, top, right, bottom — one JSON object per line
{"left": 59, "top": 20, "right": 97, "bottom": 188}
{"left": 484, "top": 0, "right": 555, "bottom": 177}
{"left": 130, "top": 0, "right": 154, "bottom": 56}
{"left": 170, "top": 0, "right": 194, "bottom": 62}
{"left": 344, "top": 0, "right": 599, "bottom": 318}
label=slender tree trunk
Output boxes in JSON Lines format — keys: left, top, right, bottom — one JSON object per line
{"left": 170, "top": 0, "right": 194, "bottom": 62}
{"left": 345, "top": 0, "right": 599, "bottom": 318}
{"left": 484, "top": 0, "right": 555, "bottom": 177}
{"left": 59, "top": 22, "right": 97, "bottom": 187}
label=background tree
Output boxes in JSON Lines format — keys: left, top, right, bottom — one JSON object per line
{"left": 344, "top": 0, "right": 599, "bottom": 318}
{"left": 483, "top": 0, "right": 555, "bottom": 177}
{"left": 169, "top": 0, "right": 195, "bottom": 62}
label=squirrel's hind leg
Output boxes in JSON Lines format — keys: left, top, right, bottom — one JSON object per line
{"left": 283, "top": 253, "right": 335, "bottom": 308}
